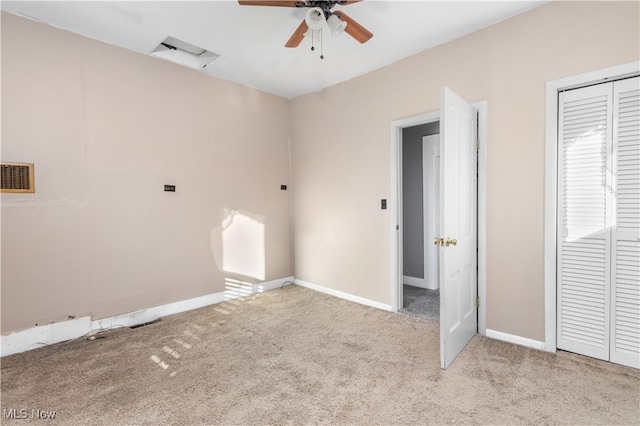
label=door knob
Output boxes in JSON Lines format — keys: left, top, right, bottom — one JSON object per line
{"left": 433, "top": 237, "right": 444, "bottom": 247}
{"left": 445, "top": 237, "right": 457, "bottom": 247}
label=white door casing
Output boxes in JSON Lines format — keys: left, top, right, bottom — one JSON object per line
{"left": 439, "top": 86, "right": 478, "bottom": 369}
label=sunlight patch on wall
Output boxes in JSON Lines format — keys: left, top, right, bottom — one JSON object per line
{"left": 221, "top": 211, "right": 266, "bottom": 280}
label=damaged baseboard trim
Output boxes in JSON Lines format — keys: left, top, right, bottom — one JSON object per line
{"left": 1, "top": 276, "right": 293, "bottom": 357}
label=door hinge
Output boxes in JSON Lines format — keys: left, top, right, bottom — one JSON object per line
{"left": 476, "top": 296, "right": 480, "bottom": 307}
{"left": 476, "top": 137, "right": 480, "bottom": 151}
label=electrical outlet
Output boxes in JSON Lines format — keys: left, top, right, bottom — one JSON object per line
{"left": 164, "top": 185, "right": 176, "bottom": 192}
{"left": 281, "top": 185, "right": 287, "bottom": 190}
{"left": 381, "top": 199, "right": 387, "bottom": 209}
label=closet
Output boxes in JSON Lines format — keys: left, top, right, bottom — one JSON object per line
{"left": 557, "top": 76, "right": 639, "bottom": 368}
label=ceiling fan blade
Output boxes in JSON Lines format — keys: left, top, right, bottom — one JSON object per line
{"left": 334, "top": 11, "right": 373, "bottom": 44}
{"left": 238, "top": 1, "right": 304, "bottom": 7}
{"left": 337, "top": 1, "right": 363, "bottom": 5}
{"left": 285, "top": 20, "right": 308, "bottom": 48}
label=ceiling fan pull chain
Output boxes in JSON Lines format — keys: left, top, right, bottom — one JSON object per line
{"left": 320, "top": 29, "right": 324, "bottom": 60}
{"left": 311, "top": 30, "right": 315, "bottom": 51}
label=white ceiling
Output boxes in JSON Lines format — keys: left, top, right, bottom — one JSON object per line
{"left": 1, "top": 1, "right": 548, "bottom": 99}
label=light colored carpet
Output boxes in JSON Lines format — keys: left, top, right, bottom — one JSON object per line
{"left": 1, "top": 285, "right": 638, "bottom": 425}
{"left": 402, "top": 284, "right": 439, "bottom": 321}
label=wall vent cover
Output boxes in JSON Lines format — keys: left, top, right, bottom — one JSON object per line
{"left": 1, "top": 162, "right": 35, "bottom": 193}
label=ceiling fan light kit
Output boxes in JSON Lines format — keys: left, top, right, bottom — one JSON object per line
{"left": 238, "top": 0, "right": 372, "bottom": 59}
{"left": 327, "top": 14, "right": 347, "bottom": 37}
{"left": 305, "top": 7, "right": 325, "bottom": 30}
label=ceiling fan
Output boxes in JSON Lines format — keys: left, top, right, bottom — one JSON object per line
{"left": 237, "top": 1, "right": 373, "bottom": 48}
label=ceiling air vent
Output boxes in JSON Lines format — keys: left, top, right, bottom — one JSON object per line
{"left": 1, "top": 162, "right": 35, "bottom": 193}
{"left": 150, "top": 36, "right": 219, "bottom": 70}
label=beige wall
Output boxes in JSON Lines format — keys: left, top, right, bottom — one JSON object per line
{"left": 1, "top": 12, "right": 293, "bottom": 333}
{"left": 291, "top": 1, "right": 639, "bottom": 341}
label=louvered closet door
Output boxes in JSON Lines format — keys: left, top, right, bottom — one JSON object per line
{"left": 611, "top": 77, "right": 640, "bottom": 368}
{"left": 557, "top": 84, "right": 613, "bottom": 361}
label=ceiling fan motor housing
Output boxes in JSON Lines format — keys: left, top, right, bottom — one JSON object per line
{"left": 300, "top": 1, "right": 344, "bottom": 17}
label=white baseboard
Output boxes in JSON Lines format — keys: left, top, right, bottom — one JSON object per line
{"left": 403, "top": 276, "right": 438, "bottom": 290}
{"left": 486, "top": 328, "right": 546, "bottom": 351}
{"left": 1, "top": 276, "right": 293, "bottom": 357}
{"left": 295, "top": 279, "right": 393, "bottom": 312}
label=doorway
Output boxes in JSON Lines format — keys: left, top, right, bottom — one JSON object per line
{"left": 390, "top": 93, "right": 488, "bottom": 369}
{"left": 402, "top": 122, "right": 440, "bottom": 321}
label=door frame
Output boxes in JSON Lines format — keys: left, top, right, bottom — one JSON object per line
{"left": 543, "top": 61, "right": 640, "bottom": 353}
{"left": 390, "top": 101, "right": 487, "bottom": 336}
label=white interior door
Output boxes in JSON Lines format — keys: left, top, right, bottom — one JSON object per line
{"left": 610, "top": 77, "right": 640, "bottom": 368}
{"left": 557, "top": 83, "right": 613, "bottom": 361}
{"left": 439, "top": 86, "right": 478, "bottom": 369}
